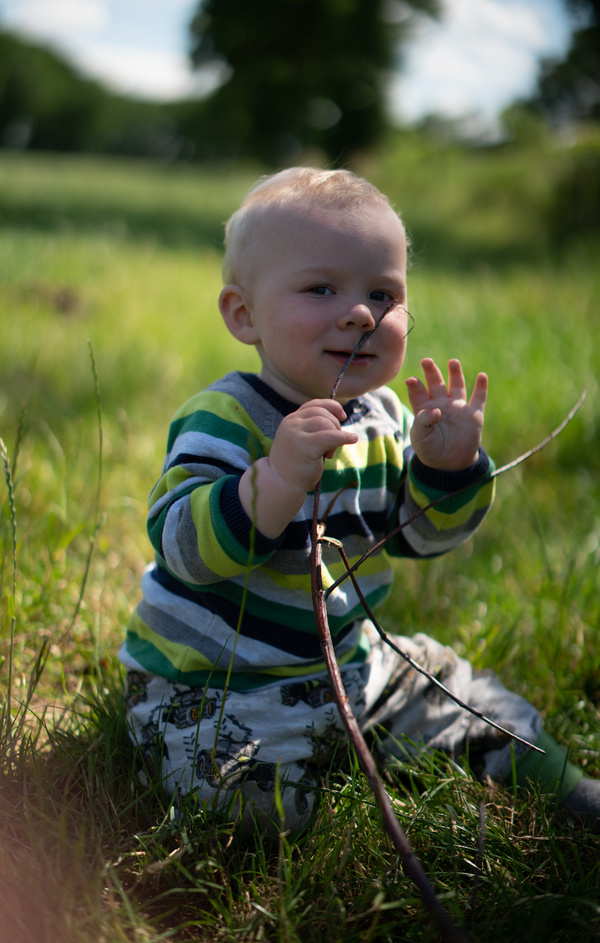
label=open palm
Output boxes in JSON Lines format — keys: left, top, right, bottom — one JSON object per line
{"left": 405, "top": 358, "right": 488, "bottom": 470}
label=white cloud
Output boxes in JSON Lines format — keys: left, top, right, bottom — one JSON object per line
{"left": 389, "top": 0, "right": 571, "bottom": 125}
{"left": 5, "top": 0, "right": 108, "bottom": 38}
{"left": 71, "top": 41, "right": 224, "bottom": 101}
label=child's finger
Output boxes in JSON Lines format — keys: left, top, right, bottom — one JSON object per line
{"left": 412, "top": 407, "right": 441, "bottom": 435}
{"left": 447, "top": 359, "right": 467, "bottom": 400}
{"left": 419, "top": 357, "right": 448, "bottom": 398}
{"left": 405, "top": 376, "right": 429, "bottom": 413}
{"left": 299, "top": 398, "right": 348, "bottom": 423}
{"left": 468, "top": 372, "right": 488, "bottom": 411}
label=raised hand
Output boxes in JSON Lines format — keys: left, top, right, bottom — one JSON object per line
{"left": 405, "top": 358, "right": 488, "bottom": 470}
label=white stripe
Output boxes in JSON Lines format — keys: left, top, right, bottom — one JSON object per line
{"left": 165, "top": 430, "right": 251, "bottom": 472}
{"left": 399, "top": 505, "right": 469, "bottom": 555}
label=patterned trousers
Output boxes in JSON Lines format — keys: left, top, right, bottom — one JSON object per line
{"left": 125, "top": 624, "right": 541, "bottom": 832}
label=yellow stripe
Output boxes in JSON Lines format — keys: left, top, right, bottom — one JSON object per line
{"left": 149, "top": 465, "right": 193, "bottom": 508}
{"left": 409, "top": 480, "right": 494, "bottom": 531}
{"left": 165, "top": 465, "right": 194, "bottom": 491}
{"left": 259, "top": 551, "right": 388, "bottom": 595}
{"left": 324, "top": 436, "right": 403, "bottom": 471}
{"left": 258, "top": 641, "right": 364, "bottom": 678}
{"left": 189, "top": 486, "right": 247, "bottom": 578}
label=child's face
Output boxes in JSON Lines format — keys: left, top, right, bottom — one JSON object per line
{"left": 225, "top": 200, "right": 409, "bottom": 404}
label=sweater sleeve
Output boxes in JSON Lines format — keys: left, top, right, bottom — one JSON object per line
{"left": 385, "top": 447, "right": 495, "bottom": 558}
{"left": 146, "top": 393, "right": 283, "bottom": 585}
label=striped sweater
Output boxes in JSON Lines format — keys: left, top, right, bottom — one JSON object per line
{"left": 120, "top": 371, "right": 495, "bottom": 690}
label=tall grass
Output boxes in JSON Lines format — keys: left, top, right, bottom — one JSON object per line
{"left": 0, "top": 136, "right": 599, "bottom": 942}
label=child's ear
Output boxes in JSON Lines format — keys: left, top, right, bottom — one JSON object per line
{"left": 219, "top": 285, "right": 260, "bottom": 345}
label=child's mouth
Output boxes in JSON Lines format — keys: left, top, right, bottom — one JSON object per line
{"left": 326, "top": 350, "right": 374, "bottom": 365}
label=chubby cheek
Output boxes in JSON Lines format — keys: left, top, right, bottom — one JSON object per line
{"left": 278, "top": 325, "right": 324, "bottom": 367}
{"left": 382, "top": 326, "right": 407, "bottom": 368}
{"left": 372, "top": 347, "right": 405, "bottom": 389}
{"left": 263, "top": 324, "right": 311, "bottom": 364}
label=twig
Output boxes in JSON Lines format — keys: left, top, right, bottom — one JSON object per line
{"left": 324, "top": 532, "right": 544, "bottom": 755}
{"left": 311, "top": 492, "right": 469, "bottom": 943}
{"left": 324, "top": 389, "right": 586, "bottom": 600}
{"left": 330, "top": 299, "right": 397, "bottom": 400}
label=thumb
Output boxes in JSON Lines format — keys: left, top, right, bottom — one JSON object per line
{"left": 415, "top": 407, "right": 441, "bottom": 431}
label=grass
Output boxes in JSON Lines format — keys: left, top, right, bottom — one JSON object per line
{"left": 0, "top": 134, "right": 599, "bottom": 941}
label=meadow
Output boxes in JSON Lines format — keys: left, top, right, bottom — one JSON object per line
{"left": 0, "top": 134, "right": 599, "bottom": 942}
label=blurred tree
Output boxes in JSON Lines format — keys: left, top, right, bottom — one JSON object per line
{"left": 522, "top": 1, "right": 600, "bottom": 241}
{"left": 187, "top": 0, "right": 440, "bottom": 165}
{"left": 527, "top": 0, "right": 600, "bottom": 125}
{"left": 0, "top": 31, "right": 188, "bottom": 158}
{"left": 0, "top": 31, "right": 110, "bottom": 150}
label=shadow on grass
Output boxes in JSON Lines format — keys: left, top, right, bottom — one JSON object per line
{"left": 1, "top": 678, "right": 599, "bottom": 943}
{"left": 406, "top": 223, "right": 555, "bottom": 275}
{"left": 0, "top": 172, "right": 557, "bottom": 272}
{"left": 0, "top": 193, "right": 228, "bottom": 253}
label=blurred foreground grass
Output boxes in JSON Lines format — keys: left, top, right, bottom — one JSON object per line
{"left": 0, "top": 137, "right": 599, "bottom": 942}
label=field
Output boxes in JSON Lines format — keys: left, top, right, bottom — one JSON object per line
{"left": 0, "top": 135, "right": 599, "bottom": 942}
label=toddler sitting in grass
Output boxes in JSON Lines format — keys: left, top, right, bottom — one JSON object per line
{"left": 120, "top": 166, "right": 598, "bottom": 831}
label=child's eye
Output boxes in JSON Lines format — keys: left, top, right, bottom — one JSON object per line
{"left": 307, "top": 286, "right": 333, "bottom": 296}
{"left": 369, "top": 290, "right": 394, "bottom": 304}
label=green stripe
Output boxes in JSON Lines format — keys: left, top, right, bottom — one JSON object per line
{"left": 408, "top": 464, "right": 496, "bottom": 514}
{"left": 203, "top": 580, "right": 391, "bottom": 635}
{"left": 319, "top": 460, "right": 402, "bottom": 495}
{"left": 167, "top": 410, "right": 262, "bottom": 456}
{"left": 204, "top": 477, "right": 270, "bottom": 567}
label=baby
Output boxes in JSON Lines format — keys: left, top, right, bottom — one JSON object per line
{"left": 121, "top": 167, "right": 598, "bottom": 831}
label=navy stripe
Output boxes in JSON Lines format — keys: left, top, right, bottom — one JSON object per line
{"left": 241, "top": 372, "right": 367, "bottom": 426}
{"left": 219, "top": 475, "right": 283, "bottom": 556}
{"left": 279, "top": 507, "right": 392, "bottom": 550}
{"left": 150, "top": 565, "right": 352, "bottom": 659}
{"left": 167, "top": 455, "right": 241, "bottom": 475}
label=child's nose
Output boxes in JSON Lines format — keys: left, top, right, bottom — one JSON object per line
{"left": 340, "top": 303, "right": 376, "bottom": 330}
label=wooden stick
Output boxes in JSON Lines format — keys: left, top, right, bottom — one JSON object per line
{"left": 311, "top": 496, "right": 470, "bottom": 943}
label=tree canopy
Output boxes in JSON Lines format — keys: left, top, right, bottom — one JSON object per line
{"left": 527, "top": 0, "right": 600, "bottom": 125}
{"left": 0, "top": 31, "right": 189, "bottom": 158}
{"left": 188, "top": 0, "right": 440, "bottom": 165}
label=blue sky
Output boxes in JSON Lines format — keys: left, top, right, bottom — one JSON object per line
{"left": 0, "top": 0, "right": 572, "bottom": 128}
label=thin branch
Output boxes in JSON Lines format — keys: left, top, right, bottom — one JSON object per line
{"left": 330, "top": 300, "right": 413, "bottom": 400}
{"left": 489, "top": 389, "right": 585, "bottom": 478}
{"left": 323, "top": 533, "right": 543, "bottom": 755}
{"left": 324, "top": 389, "right": 586, "bottom": 600}
{"left": 330, "top": 299, "right": 396, "bottom": 400}
{"left": 311, "top": 495, "right": 469, "bottom": 943}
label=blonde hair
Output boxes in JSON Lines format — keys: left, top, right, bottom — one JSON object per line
{"left": 222, "top": 166, "right": 401, "bottom": 286}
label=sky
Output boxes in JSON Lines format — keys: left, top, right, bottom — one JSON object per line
{"left": 0, "top": 0, "right": 573, "bottom": 130}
